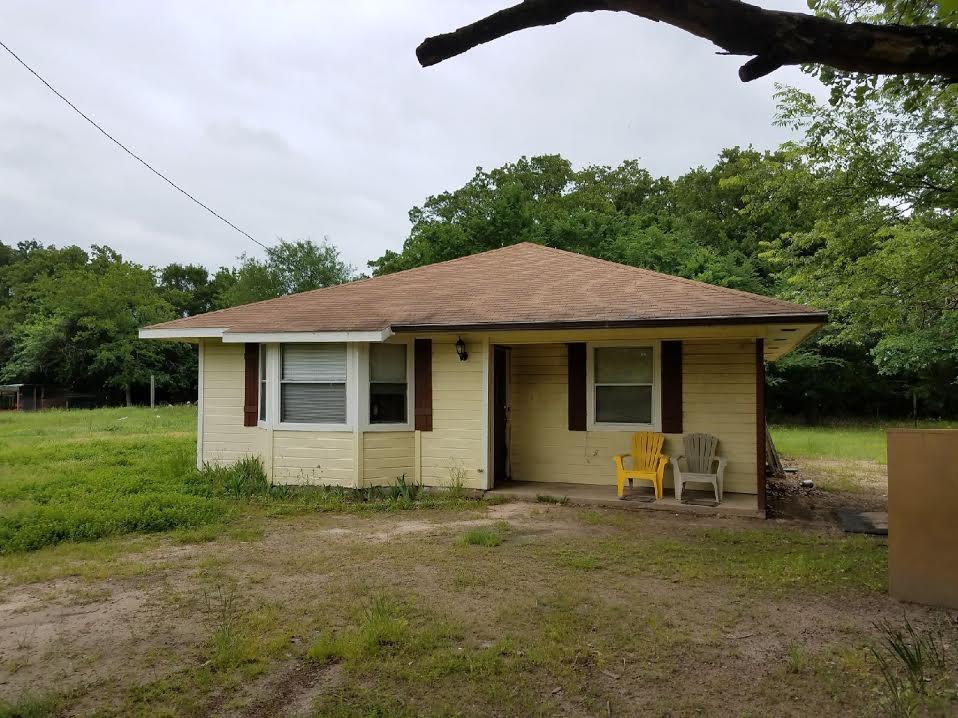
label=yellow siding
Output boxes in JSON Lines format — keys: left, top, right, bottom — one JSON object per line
{"left": 362, "top": 431, "right": 415, "bottom": 486}
{"left": 200, "top": 340, "right": 269, "bottom": 467}
{"left": 199, "top": 335, "right": 756, "bottom": 493}
{"left": 419, "top": 337, "right": 485, "bottom": 489}
{"left": 271, "top": 430, "right": 354, "bottom": 485}
{"left": 509, "top": 341, "right": 757, "bottom": 494}
{"left": 200, "top": 340, "right": 354, "bottom": 485}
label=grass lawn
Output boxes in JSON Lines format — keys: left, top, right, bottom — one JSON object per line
{"left": 0, "top": 408, "right": 955, "bottom": 717}
{"left": 770, "top": 421, "right": 956, "bottom": 464}
{"left": 0, "top": 406, "right": 478, "bottom": 554}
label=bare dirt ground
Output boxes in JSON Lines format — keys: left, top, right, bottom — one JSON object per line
{"left": 768, "top": 457, "right": 888, "bottom": 522}
{"left": 1, "top": 500, "right": 953, "bottom": 717}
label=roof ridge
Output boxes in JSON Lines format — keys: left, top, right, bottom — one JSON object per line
{"left": 529, "top": 243, "right": 812, "bottom": 312}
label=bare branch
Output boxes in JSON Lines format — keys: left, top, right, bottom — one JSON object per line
{"left": 416, "top": 0, "right": 958, "bottom": 82}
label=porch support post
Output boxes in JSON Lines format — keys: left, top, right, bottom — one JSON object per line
{"left": 196, "top": 341, "right": 205, "bottom": 470}
{"left": 481, "top": 336, "right": 492, "bottom": 490}
{"left": 351, "top": 344, "right": 363, "bottom": 488}
{"left": 756, "top": 338, "right": 767, "bottom": 514}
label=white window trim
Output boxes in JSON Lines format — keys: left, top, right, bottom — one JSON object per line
{"left": 258, "top": 346, "right": 268, "bottom": 424}
{"left": 257, "top": 342, "right": 356, "bottom": 432}
{"left": 257, "top": 343, "right": 275, "bottom": 429}
{"left": 586, "top": 340, "right": 661, "bottom": 432}
{"left": 360, "top": 339, "right": 415, "bottom": 432}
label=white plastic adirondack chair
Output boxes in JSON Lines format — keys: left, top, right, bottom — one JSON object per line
{"left": 670, "top": 433, "right": 727, "bottom": 503}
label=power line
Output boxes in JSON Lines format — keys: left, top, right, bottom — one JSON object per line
{"left": 0, "top": 37, "right": 269, "bottom": 251}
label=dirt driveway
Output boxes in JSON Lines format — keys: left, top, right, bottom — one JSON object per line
{"left": 0, "top": 501, "right": 953, "bottom": 717}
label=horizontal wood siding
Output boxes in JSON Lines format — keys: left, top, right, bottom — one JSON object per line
{"left": 419, "top": 337, "right": 485, "bottom": 489}
{"left": 362, "top": 431, "right": 415, "bottom": 486}
{"left": 201, "top": 340, "right": 269, "bottom": 467}
{"left": 681, "top": 340, "right": 757, "bottom": 493}
{"left": 509, "top": 341, "right": 757, "bottom": 494}
{"left": 271, "top": 430, "right": 353, "bottom": 485}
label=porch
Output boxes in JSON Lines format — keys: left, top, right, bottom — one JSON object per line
{"left": 485, "top": 481, "right": 763, "bottom": 518}
{"left": 487, "top": 339, "right": 765, "bottom": 516}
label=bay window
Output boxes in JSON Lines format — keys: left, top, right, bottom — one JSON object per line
{"left": 368, "top": 343, "right": 408, "bottom": 425}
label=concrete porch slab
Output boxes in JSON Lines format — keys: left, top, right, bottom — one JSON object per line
{"left": 485, "top": 481, "right": 764, "bottom": 518}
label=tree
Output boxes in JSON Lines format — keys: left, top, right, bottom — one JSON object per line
{"left": 0, "top": 238, "right": 359, "bottom": 406}
{"left": 1, "top": 246, "right": 179, "bottom": 405}
{"left": 158, "top": 263, "right": 233, "bottom": 318}
{"left": 369, "top": 150, "right": 821, "bottom": 294}
{"left": 763, "top": 0, "right": 958, "bottom": 417}
{"left": 415, "top": 0, "right": 958, "bottom": 83}
{"left": 217, "top": 239, "right": 354, "bottom": 308}
{"left": 764, "top": 209, "right": 958, "bottom": 405}
{"left": 0, "top": 241, "right": 91, "bottom": 376}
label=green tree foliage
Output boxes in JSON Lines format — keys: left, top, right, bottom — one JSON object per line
{"left": 762, "top": 0, "right": 958, "bottom": 415}
{"left": 159, "top": 263, "right": 235, "bottom": 317}
{"left": 1, "top": 245, "right": 181, "bottom": 405}
{"left": 369, "top": 149, "right": 819, "bottom": 295}
{"left": 217, "top": 239, "right": 354, "bottom": 307}
{"left": 0, "top": 238, "right": 354, "bottom": 405}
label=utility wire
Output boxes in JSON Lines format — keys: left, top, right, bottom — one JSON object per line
{"left": 0, "top": 37, "right": 269, "bottom": 251}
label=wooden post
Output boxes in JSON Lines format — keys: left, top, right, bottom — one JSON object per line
{"left": 150, "top": 374, "right": 155, "bottom": 409}
{"left": 756, "top": 339, "right": 766, "bottom": 515}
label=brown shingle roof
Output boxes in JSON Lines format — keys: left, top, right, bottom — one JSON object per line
{"left": 144, "top": 243, "right": 825, "bottom": 334}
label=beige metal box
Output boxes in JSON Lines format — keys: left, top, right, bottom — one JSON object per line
{"left": 888, "top": 429, "right": 958, "bottom": 609}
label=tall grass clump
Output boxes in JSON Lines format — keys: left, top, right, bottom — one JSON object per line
{"left": 0, "top": 691, "right": 62, "bottom": 718}
{"left": 200, "top": 456, "right": 272, "bottom": 497}
{"left": 871, "top": 616, "right": 951, "bottom": 717}
{"left": 461, "top": 523, "right": 509, "bottom": 547}
{"left": 307, "top": 594, "right": 411, "bottom": 664}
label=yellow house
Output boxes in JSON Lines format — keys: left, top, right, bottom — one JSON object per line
{"left": 140, "top": 243, "right": 824, "bottom": 517}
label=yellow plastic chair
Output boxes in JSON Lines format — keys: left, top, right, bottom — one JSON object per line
{"left": 613, "top": 432, "right": 668, "bottom": 499}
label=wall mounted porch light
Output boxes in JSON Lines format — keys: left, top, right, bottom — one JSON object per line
{"left": 455, "top": 337, "right": 469, "bottom": 362}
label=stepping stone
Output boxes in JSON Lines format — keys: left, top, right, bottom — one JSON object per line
{"left": 835, "top": 509, "right": 888, "bottom": 536}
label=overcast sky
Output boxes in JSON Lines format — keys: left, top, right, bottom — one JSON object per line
{"left": 0, "top": 1, "right": 821, "bottom": 273}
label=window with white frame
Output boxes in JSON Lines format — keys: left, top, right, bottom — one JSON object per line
{"left": 258, "top": 346, "right": 267, "bottom": 422}
{"left": 592, "top": 345, "right": 655, "bottom": 425}
{"left": 368, "top": 343, "right": 407, "bottom": 424}
{"left": 280, "top": 343, "right": 347, "bottom": 424}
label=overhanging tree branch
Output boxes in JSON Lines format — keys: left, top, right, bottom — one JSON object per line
{"left": 416, "top": 0, "right": 958, "bottom": 82}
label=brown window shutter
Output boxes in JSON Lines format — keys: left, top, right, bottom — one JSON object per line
{"left": 661, "top": 340, "right": 683, "bottom": 433}
{"left": 243, "top": 343, "right": 259, "bottom": 427}
{"left": 567, "top": 343, "right": 587, "bottom": 431}
{"left": 414, "top": 338, "right": 433, "bottom": 431}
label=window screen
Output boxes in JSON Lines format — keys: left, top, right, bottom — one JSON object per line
{"left": 280, "top": 344, "right": 347, "bottom": 424}
{"left": 593, "top": 346, "right": 654, "bottom": 424}
{"left": 369, "top": 343, "right": 407, "bottom": 424}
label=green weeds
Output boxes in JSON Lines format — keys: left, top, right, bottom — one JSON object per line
{"left": 308, "top": 594, "right": 411, "bottom": 664}
{"left": 200, "top": 456, "right": 271, "bottom": 497}
{"left": 535, "top": 494, "right": 569, "bottom": 505}
{"left": 0, "top": 408, "right": 487, "bottom": 554}
{"left": 461, "top": 522, "right": 509, "bottom": 547}
{"left": 0, "top": 691, "right": 61, "bottom": 718}
{"left": 544, "top": 528, "right": 887, "bottom": 593}
{"left": 871, "top": 615, "right": 952, "bottom": 717}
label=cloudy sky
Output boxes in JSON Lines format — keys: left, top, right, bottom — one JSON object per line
{"left": 0, "top": 1, "right": 821, "bottom": 273}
